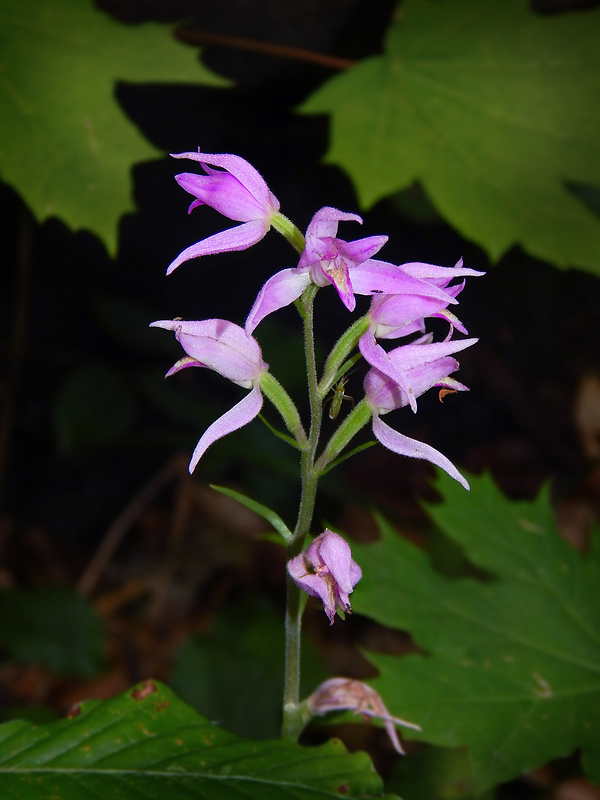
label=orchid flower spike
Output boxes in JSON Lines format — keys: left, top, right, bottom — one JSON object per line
{"left": 287, "top": 531, "right": 362, "bottom": 625}
{"left": 167, "top": 152, "right": 280, "bottom": 274}
{"left": 150, "top": 318, "right": 268, "bottom": 472}
{"left": 307, "top": 678, "right": 421, "bottom": 755}
{"left": 364, "top": 336, "right": 478, "bottom": 489}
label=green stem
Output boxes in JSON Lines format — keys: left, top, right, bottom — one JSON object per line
{"left": 281, "top": 283, "right": 321, "bottom": 742}
{"left": 271, "top": 211, "right": 305, "bottom": 254}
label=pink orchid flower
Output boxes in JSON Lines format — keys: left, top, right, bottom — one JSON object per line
{"left": 359, "top": 259, "right": 483, "bottom": 410}
{"left": 307, "top": 678, "right": 421, "bottom": 754}
{"left": 364, "top": 336, "right": 477, "bottom": 489}
{"left": 167, "top": 151, "right": 280, "bottom": 274}
{"left": 150, "top": 318, "right": 268, "bottom": 472}
{"left": 246, "top": 208, "right": 437, "bottom": 335}
{"left": 287, "top": 531, "right": 362, "bottom": 625}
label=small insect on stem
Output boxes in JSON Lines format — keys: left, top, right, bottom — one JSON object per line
{"left": 328, "top": 374, "right": 354, "bottom": 419}
{"left": 438, "top": 387, "right": 457, "bottom": 402}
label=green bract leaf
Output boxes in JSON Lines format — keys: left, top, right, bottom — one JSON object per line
{"left": 0, "top": 680, "right": 390, "bottom": 799}
{"left": 0, "top": 0, "right": 227, "bottom": 254}
{"left": 351, "top": 472, "right": 600, "bottom": 794}
{"left": 301, "top": 0, "right": 600, "bottom": 272}
{"left": 210, "top": 484, "right": 294, "bottom": 542}
{"left": 0, "top": 587, "right": 105, "bottom": 678}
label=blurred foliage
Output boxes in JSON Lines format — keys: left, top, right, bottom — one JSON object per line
{"left": 171, "top": 599, "right": 328, "bottom": 738}
{"left": 54, "top": 363, "right": 137, "bottom": 452}
{"left": 388, "top": 746, "right": 495, "bottom": 800}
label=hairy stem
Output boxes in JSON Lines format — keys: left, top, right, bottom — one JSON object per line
{"left": 282, "top": 283, "right": 321, "bottom": 741}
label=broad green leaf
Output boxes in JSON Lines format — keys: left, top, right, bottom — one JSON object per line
{"left": 0, "top": 679, "right": 392, "bottom": 799}
{"left": 300, "top": 0, "right": 600, "bottom": 272}
{"left": 0, "top": 0, "right": 227, "bottom": 254}
{"left": 0, "top": 587, "right": 105, "bottom": 677}
{"left": 351, "top": 472, "right": 600, "bottom": 794}
{"left": 210, "top": 484, "right": 293, "bottom": 542}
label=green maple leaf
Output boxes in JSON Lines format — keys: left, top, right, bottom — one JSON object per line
{"left": 351, "top": 472, "right": 600, "bottom": 794}
{"left": 0, "top": 0, "right": 228, "bottom": 254}
{"left": 300, "top": 0, "right": 600, "bottom": 273}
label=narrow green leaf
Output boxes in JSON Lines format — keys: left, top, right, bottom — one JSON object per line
{"left": 210, "top": 484, "right": 293, "bottom": 542}
{"left": 258, "top": 413, "right": 302, "bottom": 450}
{"left": 301, "top": 0, "right": 600, "bottom": 272}
{"left": 0, "top": 0, "right": 228, "bottom": 254}
{"left": 318, "top": 439, "right": 376, "bottom": 476}
{"left": 0, "top": 680, "right": 389, "bottom": 799}
{"left": 351, "top": 472, "right": 600, "bottom": 793}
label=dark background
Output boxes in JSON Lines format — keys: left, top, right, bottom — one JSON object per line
{"left": 1, "top": 1, "right": 600, "bottom": 792}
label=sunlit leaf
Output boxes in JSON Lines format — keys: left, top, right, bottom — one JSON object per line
{"left": 301, "top": 0, "right": 600, "bottom": 272}
{"left": 0, "top": 0, "right": 228, "bottom": 253}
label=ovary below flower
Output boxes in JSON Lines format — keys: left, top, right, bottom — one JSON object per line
{"left": 149, "top": 318, "right": 268, "bottom": 472}
{"left": 167, "top": 151, "right": 280, "bottom": 274}
{"left": 287, "top": 531, "right": 362, "bottom": 625}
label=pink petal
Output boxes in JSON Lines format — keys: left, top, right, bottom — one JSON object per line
{"left": 150, "top": 318, "right": 264, "bottom": 385}
{"left": 175, "top": 172, "right": 267, "bottom": 222}
{"left": 359, "top": 332, "right": 416, "bottom": 411}
{"left": 171, "top": 152, "right": 279, "bottom": 213}
{"left": 372, "top": 415, "right": 470, "bottom": 490}
{"left": 318, "top": 533, "right": 362, "bottom": 594}
{"left": 306, "top": 206, "right": 362, "bottom": 240}
{"left": 245, "top": 268, "right": 311, "bottom": 335}
{"left": 337, "top": 235, "right": 388, "bottom": 264}
{"left": 400, "top": 258, "right": 485, "bottom": 284}
{"left": 352, "top": 260, "right": 459, "bottom": 301}
{"left": 166, "top": 220, "right": 269, "bottom": 274}
{"left": 189, "top": 385, "right": 263, "bottom": 473}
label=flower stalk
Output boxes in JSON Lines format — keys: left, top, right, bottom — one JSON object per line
{"left": 151, "top": 149, "right": 481, "bottom": 751}
{"left": 282, "top": 282, "right": 321, "bottom": 741}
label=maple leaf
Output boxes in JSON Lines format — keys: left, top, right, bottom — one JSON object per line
{"left": 0, "top": 0, "right": 227, "bottom": 254}
{"left": 351, "top": 472, "right": 600, "bottom": 794}
{"left": 300, "top": 0, "right": 600, "bottom": 273}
